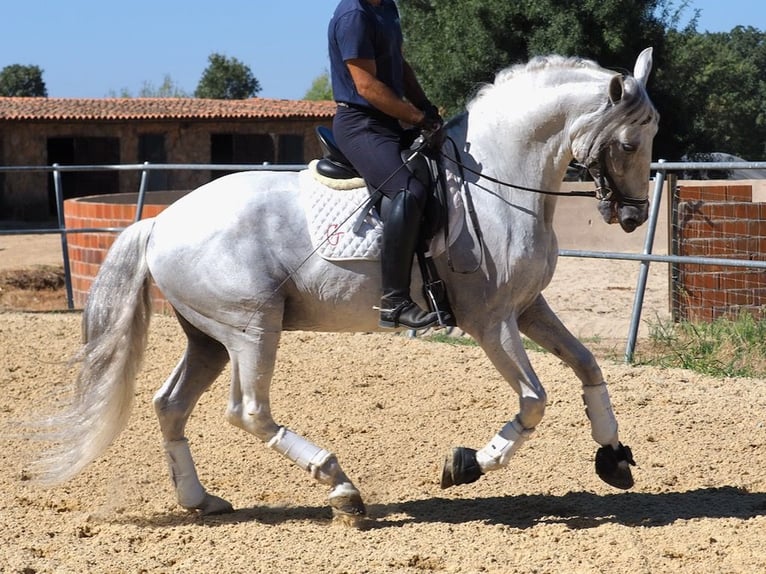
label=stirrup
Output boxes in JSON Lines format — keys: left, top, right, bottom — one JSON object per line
{"left": 423, "top": 279, "right": 457, "bottom": 328}
{"left": 377, "top": 299, "right": 440, "bottom": 330}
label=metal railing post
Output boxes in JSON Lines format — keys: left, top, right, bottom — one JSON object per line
{"left": 53, "top": 163, "right": 75, "bottom": 309}
{"left": 135, "top": 161, "right": 149, "bottom": 222}
{"left": 624, "top": 161, "right": 666, "bottom": 363}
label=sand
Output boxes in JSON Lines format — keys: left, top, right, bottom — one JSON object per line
{"left": 2, "top": 229, "right": 766, "bottom": 574}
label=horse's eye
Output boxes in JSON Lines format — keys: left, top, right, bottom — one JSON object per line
{"left": 621, "top": 142, "right": 637, "bottom": 153}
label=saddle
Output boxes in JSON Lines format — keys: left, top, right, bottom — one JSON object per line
{"left": 314, "top": 126, "right": 453, "bottom": 326}
{"left": 314, "top": 126, "right": 448, "bottom": 241}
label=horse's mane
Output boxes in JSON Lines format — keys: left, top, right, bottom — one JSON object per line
{"left": 467, "top": 54, "right": 658, "bottom": 163}
{"left": 467, "top": 55, "right": 604, "bottom": 109}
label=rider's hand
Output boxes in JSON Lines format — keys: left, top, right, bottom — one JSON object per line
{"left": 418, "top": 103, "right": 443, "bottom": 132}
{"left": 417, "top": 104, "right": 444, "bottom": 150}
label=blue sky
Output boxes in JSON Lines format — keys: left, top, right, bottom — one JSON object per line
{"left": 0, "top": 0, "right": 763, "bottom": 100}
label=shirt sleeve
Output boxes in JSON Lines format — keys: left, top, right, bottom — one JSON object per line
{"left": 334, "top": 10, "right": 375, "bottom": 62}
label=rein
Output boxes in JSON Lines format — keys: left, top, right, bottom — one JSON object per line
{"left": 438, "top": 138, "right": 649, "bottom": 207}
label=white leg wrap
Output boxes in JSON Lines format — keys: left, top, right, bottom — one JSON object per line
{"left": 582, "top": 383, "right": 619, "bottom": 447}
{"left": 267, "top": 427, "right": 333, "bottom": 478}
{"left": 164, "top": 439, "right": 206, "bottom": 509}
{"left": 476, "top": 418, "right": 534, "bottom": 473}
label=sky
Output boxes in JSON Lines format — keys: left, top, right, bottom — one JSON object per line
{"left": 0, "top": 0, "right": 764, "bottom": 100}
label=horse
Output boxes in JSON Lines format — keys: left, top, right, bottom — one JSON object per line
{"left": 28, "top": 48, "right": 659, "bottom": 525}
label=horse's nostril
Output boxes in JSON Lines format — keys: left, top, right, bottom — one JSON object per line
{"left": 621, "top": 219, "right": 638, "bottom": 233}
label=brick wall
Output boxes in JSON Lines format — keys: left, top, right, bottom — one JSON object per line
{"left": 63, "top": 193, "right": 180, "bottom": 314}
{"left": 2, "top": 117, "right": 330, "bottom": 221}
{"left": 674, "top": 184, "right": 766, "bottom": 321}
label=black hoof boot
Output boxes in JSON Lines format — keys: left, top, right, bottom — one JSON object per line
{"left": 595, "top": 442, "right": 636, "bottom": 490}
{"left": 441, "top": 447, "right": 483, "bottom": 489}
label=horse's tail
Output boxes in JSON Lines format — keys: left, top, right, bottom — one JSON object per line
{"left": 31, "top": 218, "right": 156, "bottom": 485}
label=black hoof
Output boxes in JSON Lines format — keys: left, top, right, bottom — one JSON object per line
{"left": 595, "top": 442, "right": 636, "bottom": 490}
{"left": 441, "top": 447, "right": 483, "bottom": 489}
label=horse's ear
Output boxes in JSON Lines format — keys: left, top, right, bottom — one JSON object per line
{"left": 633, "top": 47, "right": 653, "bottom": 87}
{"left": 608, "top": 74, "right": 624, "bottom": 105}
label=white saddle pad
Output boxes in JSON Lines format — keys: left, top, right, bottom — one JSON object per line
{"left": 298, "top": 162, "right": 465, "bottom": 262}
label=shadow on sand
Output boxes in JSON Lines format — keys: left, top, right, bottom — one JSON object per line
{"left": 122, "top": 486, "right": 766, "bottom": 530}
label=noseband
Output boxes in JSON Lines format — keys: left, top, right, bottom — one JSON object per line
{"left": 583, "top": 146, "right": 649, "bottom": 208}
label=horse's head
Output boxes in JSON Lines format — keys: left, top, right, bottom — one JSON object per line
{"left": 576, "top": 48, "right": 659, "bottom": 232}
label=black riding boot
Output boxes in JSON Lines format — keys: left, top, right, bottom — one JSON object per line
{"left": 379, "top": 190, "right": 441, "bottom": 329}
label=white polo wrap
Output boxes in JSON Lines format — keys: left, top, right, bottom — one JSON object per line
{"left": 267, "top": 427, "right": 333, "bottom": 477}
{"left": 164, "top": 439, "right": 206, "bottom": 509}
{"left": 476, "top": 417, "right": 534, "bottom": 472}
{"left": 582, "top": 382, "right": 619, "bottom": 446}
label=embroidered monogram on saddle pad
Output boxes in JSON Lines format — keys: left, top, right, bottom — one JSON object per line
{"left": 299, "top": 167, "right": 383, "bottom": 261}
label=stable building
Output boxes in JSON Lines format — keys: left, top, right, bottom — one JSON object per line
{"left": 0, "top": 97, "right": 335, "bottom": 223}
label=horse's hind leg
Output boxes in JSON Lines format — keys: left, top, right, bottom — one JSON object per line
{"left": 226, "top": 323, "right": 366, "bottom": 524}
{"left": 518, "top": 294, "right": 635, "bottom": 489}
{"left": 153, "top": 314, "right": 233, "bottom": 514}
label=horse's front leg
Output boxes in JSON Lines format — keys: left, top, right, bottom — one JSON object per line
{"left": 518, "top": 294, "right": 636, "bottom": 489}
{"left": 442, "top": 315, "right": 546, "bottom": 488}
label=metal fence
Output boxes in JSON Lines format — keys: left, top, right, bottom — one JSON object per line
{"left": 2, "top": 160, "right": 766, "bottom": 363}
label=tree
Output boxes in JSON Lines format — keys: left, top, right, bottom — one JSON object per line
{"left": 654, "top": 26, "right": 766, "bottom": 160}
{"left": 194, "top": 53, "right": 261, "bottom": 99}
{"left": 399, "top": 1, "right": 766, "bottom": 161}
{"left": 0, "top": 64, "right": 47, "bottom": 96}
{"left": 139, "top": 74, "right": 189, "bottom": 97}
{"left": 398, "top": 0, "right": 673, "bottom": 117}
{"left": 304, "top": 71, "right": 333, "bottom": 101}
{"left": 108, "top": 74, "right": 189, "bottom": 98}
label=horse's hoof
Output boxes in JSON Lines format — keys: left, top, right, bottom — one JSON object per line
{"left": 441, "top": 447, "right": 483, "bottom": 489}
{"left": 595, "top": 442, "right": 636, "bottom": 490}
{"left": 198, "top": 493, "right": 234, "bottom": 515}
{"left": 332, "top": 509, "right": 368, "bottom": 529}
{"left": 329, "top": 482, "right": 366, "bottom": 527}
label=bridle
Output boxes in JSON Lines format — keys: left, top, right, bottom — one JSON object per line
{"left": 584, "top": 146, "right": 650, "bottom": 208}
{"left": 439, "top": 138, "right": 649, "bottom": 208}
{"left": 432, "top": 131, "right": 649, "bottom": 274}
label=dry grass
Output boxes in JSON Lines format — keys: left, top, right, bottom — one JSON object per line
{"left": 0, "top": 265, "right": 68, "bottom": 311}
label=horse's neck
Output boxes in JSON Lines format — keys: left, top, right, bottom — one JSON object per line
{"left": 443, "top": 108, "right": 565, "bottom": 224}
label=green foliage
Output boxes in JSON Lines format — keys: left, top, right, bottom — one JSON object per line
{"left": 399, "top": 0, "right": 672, "bottom": 118}
{"left": 639, "top": 312, "right": 766, "bottom": 378}
{"left": 423, "top": 332, "right": 478, "bottom": 346}
{"left": 398, "top": 0, "right": 766, "bottom": 161}
{"left": 304, "top": 71, "right": 333, "bottom": 101}
{"left": 108, "top": 74, "right": 189, "bottom": 98}
{"left": 194, "top": 53, "right": 261, "bottom": 99}
{"left": 139, "top": 74, "right": 189, "bottom": 97}
{"left": 0, "top": 64, "right": 48, "bottom": 97}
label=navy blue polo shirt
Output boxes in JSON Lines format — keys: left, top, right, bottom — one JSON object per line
{"left": 328, "top": 0, "right": 404, "bottom": 109}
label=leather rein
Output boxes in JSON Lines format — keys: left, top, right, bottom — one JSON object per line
{"left": 438, "top": 138, "right": 649, "bottom": 208}
{"left": 432, "top": 134, "right": 648, "bottom": 274}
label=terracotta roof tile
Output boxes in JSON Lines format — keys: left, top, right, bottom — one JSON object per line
{"left": 0, "top": 97, "right": 336, "bottom": 121}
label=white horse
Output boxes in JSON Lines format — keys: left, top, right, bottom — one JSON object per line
{"left": 29, "top": 49, "right": 658, "bottom": 524}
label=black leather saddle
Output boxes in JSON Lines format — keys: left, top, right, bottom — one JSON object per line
{"left": 315, "top": 126, "right": 362, "bottom": 180}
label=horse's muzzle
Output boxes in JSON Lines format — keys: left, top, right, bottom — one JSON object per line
{"left": 598, "top": 200, "right": 648, "bottom": 233}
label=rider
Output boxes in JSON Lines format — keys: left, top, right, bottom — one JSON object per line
{"left": 328, "top": 0, "right": 450, "bottom": 330}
